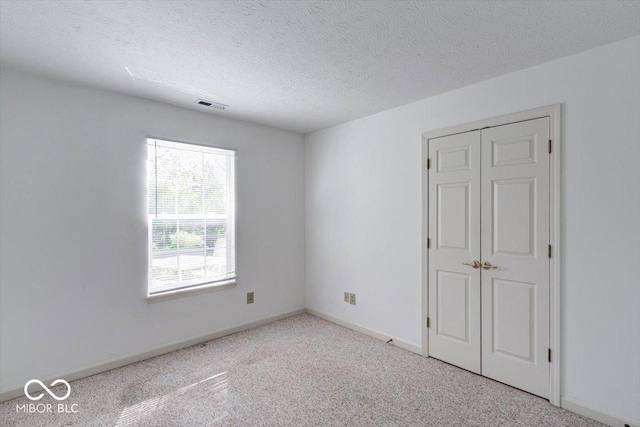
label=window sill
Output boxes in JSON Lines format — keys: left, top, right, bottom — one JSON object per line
{"left": 146, "top": 279, "right": 237, "bottom": 303}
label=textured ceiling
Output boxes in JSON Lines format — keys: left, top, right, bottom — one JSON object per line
{"left": 1, "top": 1, "right": 639, "bottom": 133}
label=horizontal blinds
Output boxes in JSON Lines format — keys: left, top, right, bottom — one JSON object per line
{"left": 148, "top": 138, "right": 236, "bottom": 294}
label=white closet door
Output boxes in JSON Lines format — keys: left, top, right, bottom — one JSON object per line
{"left": 480, "top": 117, "right": 550, "bottom": 398}
{"left": 428, "top": 131, "right": 481, "bottom": 374}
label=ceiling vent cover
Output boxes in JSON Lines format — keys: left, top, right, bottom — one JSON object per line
{"left": 196, "top": 99, "right": 227, "bottom": 110}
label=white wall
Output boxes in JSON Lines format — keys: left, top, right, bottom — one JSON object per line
{"left": 305, "top": 36, "right": 640, "bottom": 423}
{"left": 0, "top": 69, "right": 305, "bottom": 393}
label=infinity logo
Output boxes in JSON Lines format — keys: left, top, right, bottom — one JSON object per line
{"left": 24, "top": 379, "right": 71, "bottom": 401}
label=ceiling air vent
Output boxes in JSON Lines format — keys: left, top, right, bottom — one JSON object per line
{"left": 195, "top": 99, "right": 227, "bottom": 110}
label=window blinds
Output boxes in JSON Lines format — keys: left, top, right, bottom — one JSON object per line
{"left": 147, "top": 138, "right": 236, "bottom": 295}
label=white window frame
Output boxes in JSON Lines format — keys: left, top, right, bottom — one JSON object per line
{"left": 146, "top": 137, "right": 237, "bottom": 301}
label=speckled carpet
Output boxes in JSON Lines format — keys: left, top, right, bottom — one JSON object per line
{"left": 1, "top": 313, "right": 602, "bottom": 426}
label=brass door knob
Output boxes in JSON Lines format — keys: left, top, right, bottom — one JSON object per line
{"left": 463, "top": 260, "right": 481, "bottom": 269}
{"left": 482, "top": 261, "right": 498, "bottom": 270}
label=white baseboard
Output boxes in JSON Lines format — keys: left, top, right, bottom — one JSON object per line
{"left": 561, "top": 397, "right": 638, "bottom": 427}
{"left": 305, "top": 308, "right": 422, "bottom": 355}
{"left": 0, "top": 308, "right": 305, "bottom": 403}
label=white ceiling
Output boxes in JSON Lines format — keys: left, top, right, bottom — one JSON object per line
{"left": 1, "top": 1, "right": 639, "bottom": 133}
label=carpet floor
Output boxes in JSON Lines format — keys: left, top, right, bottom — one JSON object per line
{"left": 1, "top": 313, "right": 602, "bottom": 426}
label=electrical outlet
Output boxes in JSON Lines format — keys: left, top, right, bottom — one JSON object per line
{"left": 349, "top": 293, "right": 356, "bottom": 305}
{"left": 344, "top": 292, "right": 349, "bottom": 302}
{"left": 246, "top": 292, "right": 254, "bottom": 304}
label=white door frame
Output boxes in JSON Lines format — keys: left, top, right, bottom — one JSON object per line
{"left": 421, "top": 104, "right": 562, "bottom": 406}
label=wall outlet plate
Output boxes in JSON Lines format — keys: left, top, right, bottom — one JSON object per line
{"left": 247, "top": 292, "right": 254, "bottom": 304}
{"left": 349, "top": 293, "right": 356, "bottom": 305}
{"left": 344, "top": 292, "right": 350, "bottom": 302}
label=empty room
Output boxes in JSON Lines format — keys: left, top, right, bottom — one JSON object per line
{"left": 0, "top": 1, "right": 639, "bottom": 426}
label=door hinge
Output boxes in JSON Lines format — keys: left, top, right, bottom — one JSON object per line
{"left": 548, "top": 245, "right": 552, "bottom": 259}
{"left": 427, "top": 317, "right": 431, "bottom": 328}
{"left": 427, "top": 237, "right": 431, "bottom": 249}
{"left": 427, "top": 158, "right": 431, "bottom": 169}
{"left": 548, "top": 139, "right": 552, "bottom": 154}
{"left": 548, "top": 348, "right": 552, "bottom": 363}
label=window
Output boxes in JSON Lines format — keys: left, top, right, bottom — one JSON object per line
{"left": 147, "top": 138, "right": 236, "bottom": 296}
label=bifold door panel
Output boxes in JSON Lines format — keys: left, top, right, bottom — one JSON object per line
{"left": 428, "top": 130, "right": 481, "bottom": 374}
{"left": 427, "top": 117, "right": 550, "bottom": 398}
{"left": 480, "top": 118, "right": 550, "bottom": 398}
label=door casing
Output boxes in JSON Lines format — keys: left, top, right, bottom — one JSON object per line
{"left": 421, "top": 104, "right": 561, "bottom": 406}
